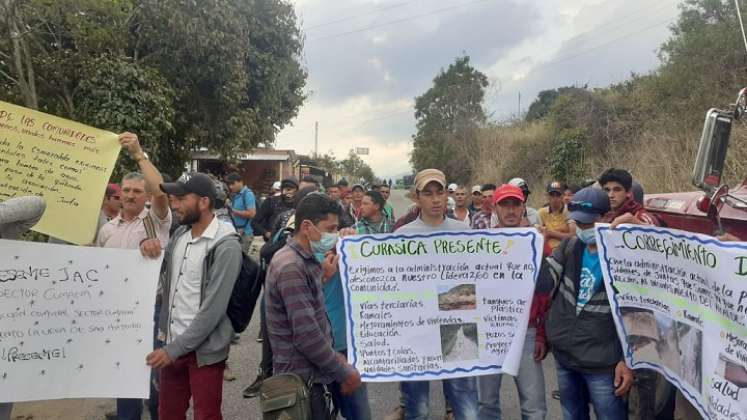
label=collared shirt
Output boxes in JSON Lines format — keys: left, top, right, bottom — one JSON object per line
{"left": 471, "top": 211, "right": 492, "bottom": 230}
{"left": 167, "top": 216, "right": 235, "bottom": 341}
{"left": 265, "top": 237, "right": 352, "bottom": 384}
{"left": 538, "top": 206, "right": 571, "bottom": 250}
{"left": 353, "top": 213, "right": 393, "bottom": 235}
{"left": 96, "top": 206, "right": 172, "bottom": 249}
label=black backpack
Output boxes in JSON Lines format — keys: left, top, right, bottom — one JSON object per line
{"left": 206, "top": 239, "right": 263, "bottom": 333}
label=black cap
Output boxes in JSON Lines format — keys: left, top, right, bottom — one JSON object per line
{"left": 280, "top": 177, "right": 299, "bottom": 190}
{"left": 160, "top": 173, "right": 217, "bottom": 202}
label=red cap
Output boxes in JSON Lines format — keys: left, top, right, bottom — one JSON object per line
{"left": 493, "top": 184, "right": 524, "bottom": 205}
{"left": 106, "top": 183, "right": 121, "bottom": 197}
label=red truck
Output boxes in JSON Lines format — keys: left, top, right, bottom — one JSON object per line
{"left": 644, "top": 88, "right": 747, "bottom": 238}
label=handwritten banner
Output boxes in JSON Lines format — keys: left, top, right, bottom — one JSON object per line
{"left": 0, "top": 101, "right": 120, "bottom": 244}
{"left": 0, "top": 239, "right": 161, "bottom": 402}
{"left": 338, "top": 229, "right": 543, "bottom": 381}
{"left": 597, "top": 224, "right": 747, "bottom": 420}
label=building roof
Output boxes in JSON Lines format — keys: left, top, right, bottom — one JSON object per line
{"left": 191, "top": 148, "right": 296, "bottom": 162}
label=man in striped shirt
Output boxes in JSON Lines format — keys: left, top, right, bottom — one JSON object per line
{"left": 264, "top": 193, "right": 361, "bottom": 417}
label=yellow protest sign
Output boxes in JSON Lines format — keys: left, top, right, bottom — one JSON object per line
{"left": 0, "top": 100, "right": 120, "bottom": 244}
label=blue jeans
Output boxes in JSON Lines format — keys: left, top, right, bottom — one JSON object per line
{"left": 329, "top": 349, "right": 372, "bottom": 420}
{"left": 401, "top": 377, "right": 478, "bottom": 420}
{"left": 555, "top": 363, "right": 627, "bottom": 420}
{"left": 478, "top": 328, "right": 546, "bottom": 420}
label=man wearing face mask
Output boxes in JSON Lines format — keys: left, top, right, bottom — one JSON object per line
{"left": 537, "top": 187, "right": 634, "bottom": 420}
{"left": 251, "top": 177, "right": 298, "bottom": 242}
{"left": 265, "top": 193, "right": 362, "bottom": 418}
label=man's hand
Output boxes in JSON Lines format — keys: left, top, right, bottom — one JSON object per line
{"left": 119, "top": 132, "right": 145, "bottom": 160}
{"left": 321, "top": 253, "right": 339, "bottom": 281}
{"left": 719, "top": 232, "right": 741, "bottom": 242}
{"left": 146, "top": 348, "right": 173, "bottom": 369}
{"left": 610, "top": 212, "right": 638, "bottom": 229}
{"left": 339, "top": 227, "right": 356, "bottom": 238}
{"left": 340, "top": 368, "right": 362, "bottom": 396}
{"left": 613, "top": 361, "right": 634, "bottom": 396}
{"left": 139, "top": 238, "right": 162, "bottom": 259}
{"left": 533, "top": 341, "right": 548, "bottom": 362}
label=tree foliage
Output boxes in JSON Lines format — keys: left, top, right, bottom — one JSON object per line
{"left": 472, "top": 0, "right": 747, "bottom": 198}
{"left": 411, "top": 55, "right": 488, "bottom": 184}
{"left": 0, "top": 0, "right": 307, "bottom": 177}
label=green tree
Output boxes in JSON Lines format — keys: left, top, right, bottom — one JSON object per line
{"left": 340, "top": 150, "right": 375, "bottom": 184}
{"left": 411, "top": 55, "right": 488, "bottom": 183}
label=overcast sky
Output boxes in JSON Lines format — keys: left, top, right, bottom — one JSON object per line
{"left": 275, "top": 0, "right": 681, "bottom": 179}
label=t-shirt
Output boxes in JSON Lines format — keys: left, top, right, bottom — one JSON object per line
{"left": 576, "top": 248, "right": 602, "bottom": 314}
{"left": 397, "top": 215, "right": 468, "bottom": 233}
{"left": 538, "top": 206, "right": 571, "bottom": 250}
{"left": 231, "top": 186, "right": 256, "bottom": 234}
{"left": 322, "top": 271, "right": 347, "bottom": 352}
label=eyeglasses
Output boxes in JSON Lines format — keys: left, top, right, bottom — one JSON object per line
{"left": 567, "top": 201, "right": 596, "bottom": 212}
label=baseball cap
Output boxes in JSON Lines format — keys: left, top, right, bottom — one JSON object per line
{"left": 272, "top": 181, "right": 281, "bottom": 191}
{"left": 280, "top": 177, "right": 299, "bottom": 190}
{"left": 414, "top": 169, "right": 446, "bottom": 192}
{"left": 160, "top": 173, "right": 217, "bottom": 202}
{"left": 351, "top": 183, "right": 365, "bottom": 192}
{"left": 493, "top": 184, "right": 525, "bottom": 205}
{"left": 447, "top": 183, "right": 458, "bottom": 192}
{"left": 568, "top": 187, "right": 610, "bottom": 224}
{"left": 547, "top": 181, "right": 566, "bottom": 194}
{"left": 106, "top": 183, "right": 121, "bottom": 198}
{"left": 508, "top": 177, "right": 529, "bottom": 193}
{"left": 471, "top": 185, "right": 481, "bottom": 194}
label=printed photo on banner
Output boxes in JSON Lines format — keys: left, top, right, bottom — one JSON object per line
{"left": 337, "top": 229, "right": 544, "bottom": 382}
{"left": 596, "top": 224, "right": 747, "bottom": 420}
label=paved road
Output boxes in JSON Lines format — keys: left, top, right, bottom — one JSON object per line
{"left": 13, "top": 189, "right": 562, "bottom": 419}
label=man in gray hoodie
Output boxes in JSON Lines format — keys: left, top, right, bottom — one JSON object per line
{"left": 0, "top": 195, "right": 46, "bottom": 420}
{"left": 146, "top": 174, "right": 242, "bottom": 419}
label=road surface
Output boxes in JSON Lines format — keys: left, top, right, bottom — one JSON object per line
{"left": 12, "top": 189, "right": 562, "bottom": 419}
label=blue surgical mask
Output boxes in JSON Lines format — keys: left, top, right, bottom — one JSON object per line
{"left": 576, "top": 227, "right": 596, "bottom": 245}
{"left": 313, "top": 252, "right": 326, "bottom": 263}
{"left": 310, "top": 224, "right": 339, "bottom": 255}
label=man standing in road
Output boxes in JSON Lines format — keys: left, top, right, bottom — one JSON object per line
{"left": 469, "top": 185, "right": 483, "bottom": 214}
{"left": 397, "top": 168, "right": 479, "bottom": 420}
{"left": 538, "top": 187, "right": 634, "bottom": 420}
{"left": 226, "top": 172, "right": 256, "bottom": 254}
{"left": 353, "top": 190, "right": 393, "bottom": 235}
{"left": 508, "top": 178, "right": 540, "bottom": 226}
{"left": 149, "top": 174, "right": 242, "bottom": 420}
{"left": 453, "top": 185, "right": 473, "bottom": 226}
{"left": 378, "top": 183, "right": 396, "bottom": 226}
{"left": 252, "top": 177, "right": 298, "bottom": 242}
{"left": 479, "top": 184, "right": 548, "bottom": 420}
{"left": 96, "top": 132, "right": 171, "bottom": 420}
{"left": 265, "top": 193, "right": 362, "bottom": 417}
{"left": 471, "top": 184, "right": 496, "bottom": 230}
{"left": 538, "top": 181, "right": 575, "bottom": 252}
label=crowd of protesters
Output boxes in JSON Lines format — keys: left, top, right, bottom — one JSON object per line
{"left": 3, "top": 130, "right": 740, "bottom": 420}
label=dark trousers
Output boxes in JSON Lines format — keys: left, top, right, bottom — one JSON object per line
{"left": 259, "top": 294, "right": 273, "bottom": 376}
{"left": 310, "top": 384, "right": 334, "bottom": 420}
{"left": 116, "top": 399, "right": 142, "bottom": 420}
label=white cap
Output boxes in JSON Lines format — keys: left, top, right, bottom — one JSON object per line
{"left": 471, "top": 185, "right": 481, "bottom": 194}
{"left": 447, "top": 183, "right": 458, "bottom": 192}
{"left": 272, "top": 181, "right": 281, "bottom": 191}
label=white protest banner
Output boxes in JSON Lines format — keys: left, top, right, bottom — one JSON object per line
{"left": 338, "top": 229, "right": 543, "bottom": 382}
{"left": 596, "top": 224, "right": 747, "bottom": 420}
{"left": 0, "top": 240, "right": 161, "bottom": 402}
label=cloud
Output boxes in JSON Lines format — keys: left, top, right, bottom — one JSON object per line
{"left": 277, "top": 0, "right": 681, "bottom": 178}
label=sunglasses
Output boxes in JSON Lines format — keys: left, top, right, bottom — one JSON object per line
{"left": 567, "top": 201, "right": 598, "bottom": 212}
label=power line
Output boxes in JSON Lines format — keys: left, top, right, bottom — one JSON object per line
{"left": 308, "top": 0, "right": 494, "bottom": 42}
{"left": 305, "top": 2, "right": 413, "bottom": 31}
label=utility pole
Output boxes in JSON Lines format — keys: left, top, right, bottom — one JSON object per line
{"left": 314, "top": 121, "right": 319, "bottom": 158}
{"left": 518, "top": 92, "right": 521, "bottom": 117}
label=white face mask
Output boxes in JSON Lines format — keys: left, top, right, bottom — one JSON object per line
{"left": 309, "top": 224, "right": 339, "bottom": 255}
{"left": 576, "top": 227, "right": 596, "bottom": 245}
